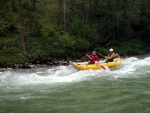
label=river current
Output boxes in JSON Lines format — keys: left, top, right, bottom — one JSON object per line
{"left": 0, "top": 56, "right": 150, "bottom": 113}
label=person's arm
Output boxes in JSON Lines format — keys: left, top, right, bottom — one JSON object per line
{"left": 86, "top": 54, "right": 93, "bottom": 60}
{"left": 95, "top": 56, "right": 100, "bottom": 62}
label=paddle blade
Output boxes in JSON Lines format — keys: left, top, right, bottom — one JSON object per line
{"left": 100, "top": 65, "right": 106, "bottom": 70}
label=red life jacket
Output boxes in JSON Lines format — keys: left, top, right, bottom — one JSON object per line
{"left": 89, "top": 54, "right": 100, "bottom": 64}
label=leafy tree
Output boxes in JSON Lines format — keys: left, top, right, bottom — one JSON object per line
{"left": 0, "top": 0, "right": 150, "bottom": 67}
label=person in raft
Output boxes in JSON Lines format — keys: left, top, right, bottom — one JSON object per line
{"left": 105, "top": 48, "right": 116, "bottom": 62}
{"left": 86, "top": 51, "right": 100, "bottom": 64}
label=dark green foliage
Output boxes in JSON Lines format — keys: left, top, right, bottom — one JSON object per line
{"left": 0, "top": 0, "right": 150, "bottom": 67}
{"left": 0, "top": 47, "right": 29, "bottom": 67}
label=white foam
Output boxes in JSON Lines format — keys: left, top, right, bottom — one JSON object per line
{"left": 0, "top": 56, "right": 150, "bottom": 86}
{"left": 110, "top": 56, "right": 150, "bottom": 78}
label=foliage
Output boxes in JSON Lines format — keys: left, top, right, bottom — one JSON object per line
{"left": 0, "top": 0, "right": 150, "bottom": 67}
{"left": 0, "top": 47, "right": 29, "bottom": 67}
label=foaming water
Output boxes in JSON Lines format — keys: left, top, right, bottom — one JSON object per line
{"left": 111, "top": 56, "right": 150, "bottom": 78}
{"left": 0, "top": 56, "right": 150, "bottom": 86}
{"left": 0, "top": 56, "right": 150, "bottom": 113}
{"left": 0, "top": 66, "right": 105, "bottom": 86}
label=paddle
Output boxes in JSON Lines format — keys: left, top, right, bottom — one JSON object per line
{"left": 97, "top": 52, "right": 105, "bottom": 58}
{"left": 86, "top": 54, "right": 93, "bottom": 60}
{"left": 97, "top": 52, "right": 109, "bottom": 62}
{"left": 99, "top": 64, "right": 106, "bottom": 70}
{"left": 86, "top": 54, "right": 106, "bottom": 70}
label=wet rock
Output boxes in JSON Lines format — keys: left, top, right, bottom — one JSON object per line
{"left": 1, "top": 55, "right": 71, "bottom": 70}
{"left": 0, "top": 67, "right": 12, "bottom": 72}
{"left": 59, "top": 61, "right": 69, "bottom": 66}
{"left": 0, "top": 68, "right": 7, "bottom": 72}
{"left": 46, "top": 62, "right": 54, "bottom": 65}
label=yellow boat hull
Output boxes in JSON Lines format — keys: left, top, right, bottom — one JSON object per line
{"left": 71, "top": 59, "right": 123, "bottom": 70}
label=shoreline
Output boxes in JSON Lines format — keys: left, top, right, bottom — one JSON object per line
{"left": 0, "top": 60, "right": 70, "bottom": 72}
{"left": 0, "top": 54, "right": 150, "bottom": 72}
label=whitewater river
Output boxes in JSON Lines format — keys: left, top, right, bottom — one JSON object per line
{"left": 0, "top": 56, "right": 150, "bottom": 113}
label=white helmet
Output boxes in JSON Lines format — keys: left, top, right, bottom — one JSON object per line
{"left": 109, "top": 48, "right": 113, "bottom": 51}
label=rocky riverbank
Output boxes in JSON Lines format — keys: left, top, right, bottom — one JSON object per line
{"left": 0, "top": 55, "right": 69, "bottom": 71}
{"left": 0, "top": 55, "right": 86, "bottom": 72}
{"left": 0, "top": 61, "right": 70, "bottom": 72}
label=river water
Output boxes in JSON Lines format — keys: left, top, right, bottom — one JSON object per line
{"left": 0, "top": 56, "right": 150, "bottom": 113}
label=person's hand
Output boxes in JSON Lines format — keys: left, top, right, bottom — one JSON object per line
{"left": 105, "top": 56, "right": 108, "bottom": 59}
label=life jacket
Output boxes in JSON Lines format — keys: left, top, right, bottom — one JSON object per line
{"left": 89, "top": 54, "right": 100, "bottom": 64}
{"left": 107, "top": 52, "right": 115, "bottom": 62}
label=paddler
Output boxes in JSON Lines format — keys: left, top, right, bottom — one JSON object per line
{"left": 86, "top": 51, "right": 100, "bottom": 64}
{"left": 105, "top": 48, "right": 116, "bottom": 62}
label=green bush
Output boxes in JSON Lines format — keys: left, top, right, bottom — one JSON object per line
{"left": 0, "top": 47, "right": 29, "bottom": 67}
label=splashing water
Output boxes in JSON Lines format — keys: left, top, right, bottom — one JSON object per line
{"left": 0, "top": 56, "right": 150, "bottom": 113}
{"left": 0, "top": 56, "right": 150, "bottom": 86}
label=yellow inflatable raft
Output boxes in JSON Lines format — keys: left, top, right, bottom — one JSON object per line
{"left": 71, "top": 58, "right": 123, "bottom": 70}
